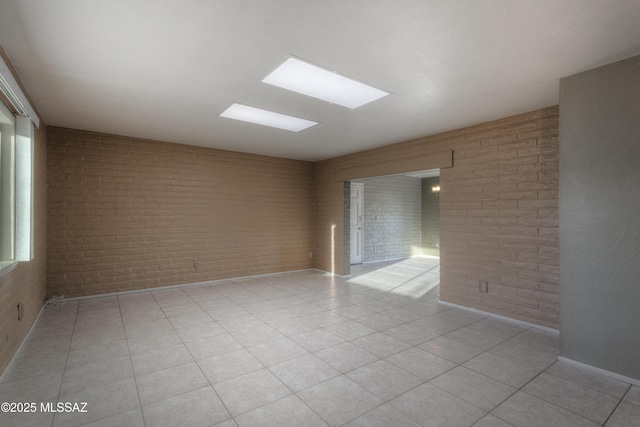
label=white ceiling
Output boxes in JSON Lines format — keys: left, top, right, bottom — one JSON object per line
{"left": 1, "top": 1, "right": 639, "bottom": 162}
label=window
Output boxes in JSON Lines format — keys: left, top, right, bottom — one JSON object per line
{"left": 0, "top": 54, "right": 37, "bottom": 273}
{"left": 0, "top": 101, "right": 34, "bottom": 271}
{"left": 0, "top": 102, "right": 16, "bottom": 267}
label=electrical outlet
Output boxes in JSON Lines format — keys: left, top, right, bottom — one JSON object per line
{"left": 193, "top": 261, "right": 198, "bottom": 269}
{"left": 308, "top": 252, "right": 313, "bottom": 258}
{"left": 479, "top": 281, "right": 488, "bottom": 293}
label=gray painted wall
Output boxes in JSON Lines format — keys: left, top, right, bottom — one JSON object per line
{"left": 559, "top": 55, "right": 640, "bottom": 380}
{"left": 421, "top": 177, "right": 440, "bottom": 256}
{"left": 358, "top": 176, "right": 422, "bottom": 262}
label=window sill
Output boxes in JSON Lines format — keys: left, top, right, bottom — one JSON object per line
{"left": 0, "top": 261, "right": 18, "bottom": 278}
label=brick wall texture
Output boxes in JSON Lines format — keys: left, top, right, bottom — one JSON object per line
{"left": 46, "top": 128, "right": 314, "bottom": 298}
{"left": 357, "top": 176, "right": 422, "bottom": 262}
{"left": 314, "top": 107, "right": 559, "bottom": 328}
{"left": 45, "top": 106, "right": 558, "bottom": 328}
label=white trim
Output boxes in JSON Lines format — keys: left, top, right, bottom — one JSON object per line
{"left": 557, "top": 356, "right": 640, "bottom": 387}
{"left": 0, "top": 303, "right": 45, "bottom": 382}
{"left": 15, "top": 116, "right": 33, "bottom": 261}
{"left": 438, "top": 300, "right": 560, "bottom": 334}
{"left": 2, "top": 269, "right": 320, "bottom": 376}
{"left": 60, "top": 268, "right": 319, "bottom": 301}
{"left": 0, "top": 100, "right": 15, "bottom": 125}
{"left": 0, "top": 261, "right": 18, "bottom": 277}
{"left": 349, "top": 182, "right": 364, "bottom": 265}
{"left": 0, "top": 55, "right": 39, "bottom": 128}
{"left": 0, "top": 119, "right": 16, "bottom": 261}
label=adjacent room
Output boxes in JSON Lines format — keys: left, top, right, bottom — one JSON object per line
{"left": 1, "top": 1, "right": 639, "bottom": 426}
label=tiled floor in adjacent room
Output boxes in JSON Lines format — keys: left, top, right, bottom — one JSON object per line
{"left": 1, "top": 257, "right": 638, "bottom": 426}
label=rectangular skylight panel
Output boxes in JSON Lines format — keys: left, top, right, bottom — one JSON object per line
{"left": 262, "top": 57, "right": 389, "bottom": 109}
{"left": 220, "top": 103, "right": 317, "bottom": 132}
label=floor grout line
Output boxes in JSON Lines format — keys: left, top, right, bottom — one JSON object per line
{"left": 3, "top": 258, "right": 635, "bottom": 427}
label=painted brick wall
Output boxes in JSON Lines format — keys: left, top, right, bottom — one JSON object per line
{"left": 357, "top": 176, "right": 422, "bottom": 262}
{"left": 47, "top": 128, "right": 314, "bottom": 298}
{"left": 0, "top": 123, "right": 47, "bottom": 373}
{"left": 314, "top": 107, "right": 559, "bottom": 328}
{"left": 421, "top": 177, "right": 440, "bottom": 256}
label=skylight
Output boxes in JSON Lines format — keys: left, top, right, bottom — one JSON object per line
{"left": 219, "top": 103, "right": 318, "bottom": 132}
{"left": 262, "top": 57, "right": 389, "bottom": 109}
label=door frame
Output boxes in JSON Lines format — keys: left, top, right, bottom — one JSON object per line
{"left": 350, "top": 182, "right": 364, "bottom": 265}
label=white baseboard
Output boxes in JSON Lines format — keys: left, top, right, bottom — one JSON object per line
{"left": 437, "top": 300, "right": 560, "bottom": 335}
{"left": 313, "top": 268, "right": 349, "bottom": 278}
{"left": 2, "top": 268, "right": 322, "bottom": 377}
{"left": 439, "top": 301, "right": 640, "bottom": 387}
{"left": 556, "top": 356, "right": 640, "bottom": 387}
{"left": 62, "top": 268, "right": 319, "bottom": 301}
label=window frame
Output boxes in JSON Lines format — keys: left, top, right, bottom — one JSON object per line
{"left": 0, "top": 101, "right": 16, "bottom": 272}
{"left": 0, "top": 53, "right": 38, "bottom": 275}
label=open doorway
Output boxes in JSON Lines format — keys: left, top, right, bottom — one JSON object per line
{"left": 348, "top": 170, "right": 440, "bottom": 263}
{"left": 408, "top": 170, "right": 440, "bottom": 257}
{"left": 345, "top": 170, "right": 440, "bottom": 296}
{"left": 345, "top": 170, "right": 440, "bottom": 299}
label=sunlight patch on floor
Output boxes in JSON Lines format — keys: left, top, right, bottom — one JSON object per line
{"left": 347, "top": 256, "right": 440, "bottom": 299}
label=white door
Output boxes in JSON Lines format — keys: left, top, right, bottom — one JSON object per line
{"left": 350, "top": 182, "right": 364, "bottom": 264}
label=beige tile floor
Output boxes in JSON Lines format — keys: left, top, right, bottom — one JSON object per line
{"left": 1, "top": 257, "right": 638, "bottom": 426}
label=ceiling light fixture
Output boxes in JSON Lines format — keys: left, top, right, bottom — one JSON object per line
{"left": 262, "top": 57, "right": 389, "bottom": 109}
{"left": 219, "top": 103, "right": 318, "bottom": 132}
